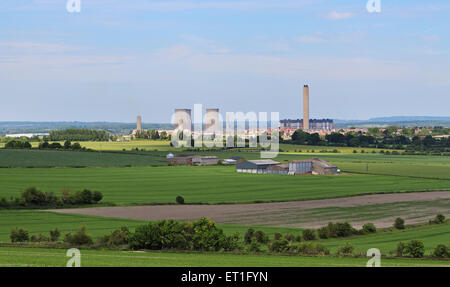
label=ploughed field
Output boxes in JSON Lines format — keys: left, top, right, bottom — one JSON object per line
{"left": 51, "top": 192, "right": 450, "bottom": 229}
{"left": 0, "top": 166, "right": 449, "bottom": 204}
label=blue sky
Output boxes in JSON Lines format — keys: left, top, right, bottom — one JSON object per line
{"left": 1, "top": 0, "right": 449, "bottom": 122}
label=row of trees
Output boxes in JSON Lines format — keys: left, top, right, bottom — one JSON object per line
{"left": 134, "top": 130, "right": 168, "bottom": 140}
{"left": 9, "top": 217, "right": 449, "bottom": 259}
{"left": 47, "top": 129, "right": 110, "bottom": 141}
{"left": 0, "top": 187, "right": 103, "bottom": 209}
{"left": 288, "top": 130, "right": 450, "bottom": 152}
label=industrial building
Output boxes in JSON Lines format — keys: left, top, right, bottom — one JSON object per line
{"left": 280, "top": 84, "right": 335, "bottom": 132}
{"left": 236, "top": 158, "right": 338, "bottom": 175}
{"left": 167, "top": 154, "right": 219, "bottom": 166}
{"left": 280, "top": 119, "right": 335, "bottom": 131}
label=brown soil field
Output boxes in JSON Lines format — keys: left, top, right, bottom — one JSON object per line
{"left": 50, "top": 191, "right": 450, "bottom": 229}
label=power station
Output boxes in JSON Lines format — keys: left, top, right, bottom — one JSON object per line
{"left": 280, "top": 84, "right": 335, "bottom": 132}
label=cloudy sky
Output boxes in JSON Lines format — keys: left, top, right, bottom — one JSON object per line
{"left": 1, "top": 0, "right": 449, "bottom": 122}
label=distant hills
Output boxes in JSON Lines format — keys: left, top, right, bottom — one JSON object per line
{"left": 1, "top": 116, "right": 450, "bottom": 136}
{"left": 335, "top": 116, "right": 450, "bottom": 129}
{"left": 368, "top": 116, "right": 450, "bottom": 122}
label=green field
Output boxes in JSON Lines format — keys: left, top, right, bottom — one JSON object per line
{"left": 1, "top": 210, "right": 449, "bottom": 257}
{"left": 0, "top": 149, "right": 167, "bottom": 168}
{"left": 0, "top": 166, "right": 449, "bottom": 204}
{"left": 0, "top": 210, "right": 300, "bottom": 243}
{"left": 1, "top": 246, "right": 448, "bottom": 267}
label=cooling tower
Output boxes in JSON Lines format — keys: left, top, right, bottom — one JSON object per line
{"left": 174, "top": 109, "right": 192, "bottom": 130}
{"left": 204, "top": 108, "right": 220, "bottom": 134}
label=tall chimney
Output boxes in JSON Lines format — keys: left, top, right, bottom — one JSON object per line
{"left": 137, "top": 116, "right": 142, "bottom": 131}
{"left": 303, "top": 85, "right": 309, "bottom": 131}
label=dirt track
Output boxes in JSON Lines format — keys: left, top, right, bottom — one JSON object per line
{"left": 50, "top": 191, "right": 450, "bottom": 228}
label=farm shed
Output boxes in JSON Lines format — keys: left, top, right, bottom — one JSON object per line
{"left": 288, "top": 160, "right": 313, "bottom": 175}
{"left": 167, "top": 155, "right": 219, "bottom": 166}
{"left": 267, "top": 164, "right": 289, "bottom": 175}
{"left": 311, "top": 158, "right": 338, "bottom": 175}
{"left": 236, "top": 159, "right": 280, "bottom": 174}
{"left": 192, "top": 156, "right": 219, "bottom": 166}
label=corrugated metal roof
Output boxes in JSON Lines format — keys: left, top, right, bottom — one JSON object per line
{"left": 247, "top": 160, "right": 280, "bottom": 165}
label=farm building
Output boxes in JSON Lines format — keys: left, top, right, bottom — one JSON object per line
{"left": 267, "top": 164, "right": 289, "bottom": 175}
{"left": 236, "top": 158, "right": 338, "bottom": 175}
{"left": 167, "top": 155, "right": 219, "bottom": 166}
{"left": 236, "top": 160, "right": 281, "bottom": 173}
{"left": 311, "top": 158, "right": 338, "bottom": 175}
{"left": 289, "top": 160, "right": 313, "bottom": 175}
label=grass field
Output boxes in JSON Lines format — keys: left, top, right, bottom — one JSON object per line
{"left": 0, "top": 166, "right": 449, "bottom": 204}
{"left": 1, "top": 210, "right": 449, "bottom": 257}
{"left": 0, "top": 210, "right": 300, "bottom": 243}
{"left": 320, "top": 222, "right": 450, "bottom": 254}
{"left": 1, "top": 246, "right": 448, "bottom": 267}
{"left": 0, "top": 149, "right": 167, "bottom": 167}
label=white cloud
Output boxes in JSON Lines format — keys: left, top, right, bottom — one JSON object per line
{"left": 325, "top": 11, "right": 354, "bottom": 20}
{"left": 293, "top": 35, "right": 326, "bottom": 44}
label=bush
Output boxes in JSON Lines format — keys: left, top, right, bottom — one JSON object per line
{"left": 244, "top": 229, "right": 255, "bottom": 244}
{"left": 191, "top": 218, "right": 227, "bottom": 251}
{"left": 21, "top": 187, "right": 47, "bottom": 206}
{"left": 406, "top": 240, "right": 425, "bottom": 258}
{"left": 269, "top": 239, "right": 290, "bottom": 253}
{"left": 49, "top": 228, "right": 60, "bottom": 242}
{"left": 430, "top": 214, "right": 446, "bottom": 224}
{"left": 362, "top": 223, "right": 377, "bottom": 234}
{"left": 128, "top": 218, "right": 230, "bottom": 252}
{"left": 432, "top": 244, "right": 449, "bottom": 258}
{"left": 223, "top": 232, "right": 242, "bottom": 252}
{"left": 63, "top": 225, "right": 93, "bottom": 246}
{"left": 291, "top": 242, "right": 330, "bottom": 255}
{"left": 394, "top": 217, "right": 405, "bottom": 229}
{"left": 396, "top": 241, "right": 407, "bottom": 257}
{"left": 92, "top": 191, "right": 103, "bottom": 203}
{"left": 284, "top": 233, "right": 295, "bottom": 242}
{"left": 302, "top": 229, "right": 316, "bottom": 241}
{"left": 31, "top": 234, "right": 49, "bottom": 242}
{"left": 254, "top": 230, "right": 269, "bottom": 244}
{"left": 176, "top": 196, "right": 185, "bottom": 204}
{"left": 10, "top": 228, "right": 30, "bottom": 243}
{"left": 75, "top": 189, "right": 93, "bottom": 204}
{"left": 337, "top": 243, "right": 354, "bottom": 256}
{"left": 317, "top": 222, "right": 357, "bottom": 239}
{"left": 97, "top": 227, "right": 130, "bottom": 247}
{"left": 273, "top": 232, "right": 282, "bottom": 241}
{"left": 317, "top": 226, "right": 329, "bottom": 239}
{"left": 128, "top": 220, "right": 189, "bottom": 250}
{"left": 247, "top": 240, "right": 262, "bottom": 252}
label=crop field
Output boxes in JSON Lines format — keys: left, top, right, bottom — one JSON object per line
{"left": 0, "top": 166, "right": 449, "bottom": 204}
{"left": 0, "top": 149, "right": 167, "bottom": 168}
{"left": 0, "top": 246, "right": 448, "bottom": 267}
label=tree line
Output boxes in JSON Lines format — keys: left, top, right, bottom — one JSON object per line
{"left": 287, "top": 129, "right": 450, "bottom": 153}
{"left": 47, "top": 129, "right": 110, "bottom": 141}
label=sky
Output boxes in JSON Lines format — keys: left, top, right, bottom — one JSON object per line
{"left": 0, "top": 0, "right": 449, "bottom": 123}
